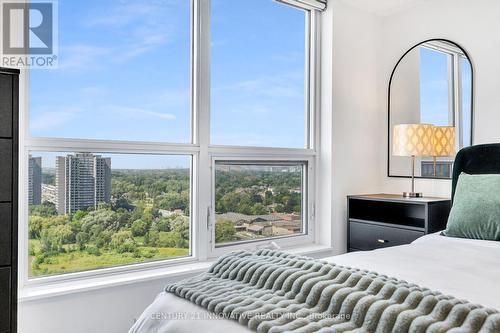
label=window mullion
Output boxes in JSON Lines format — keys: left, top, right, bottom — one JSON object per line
{"left": 193, "top": 0, "right": 211, "bottom": 260}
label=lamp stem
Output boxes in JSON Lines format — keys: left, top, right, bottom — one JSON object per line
{"left": 433, "top": 156, "right": 437, "bottom": 177}
{"left": 403, "top": 155, "right": 423, "bottom": 198}
{"left": 411, "top": 155, "right": 415, "bottom": 194}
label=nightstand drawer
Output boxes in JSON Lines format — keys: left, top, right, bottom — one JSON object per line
{"left": 349, "top": 221, "right": 424, "bottom": 250}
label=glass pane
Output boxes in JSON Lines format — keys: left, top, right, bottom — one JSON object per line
{"left": 420, "top": 47, "right": 451, "bottom": 126}
{"left": 461, "top": 57, "right": 472, "bottom": 146}
{"left": 29, "top": 0, "right": 191, "bottom": 142}
{"left": 28, "top": 152, "right": 191, "bottom": 278}
{"left": 214, "top": 162, "right": 305, "bottom": 245}
{"left": 211, "top": 0, "right": 306, "bottom": 148}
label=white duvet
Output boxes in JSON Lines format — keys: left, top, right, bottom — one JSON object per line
{"left": 129, "top": 233, "right": 500, "bottom": 333}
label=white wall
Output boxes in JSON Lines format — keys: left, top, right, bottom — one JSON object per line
{"left": 329, "top": 1, "right": 383, "bottom": 253}
{"left": 378, "top": 0, "right": 500, "bottom": 197}
{"left": 389, "top": 48, "right": 421, "bottom": 176}
{"left": 19, "top": 274, "right": 192, "bottom": 333}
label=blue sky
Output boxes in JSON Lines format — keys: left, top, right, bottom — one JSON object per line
{"left": 419, "top": 47, "right": 472, "bottom": 145}
{"left": 420, "top": 47, "right": 450, "bottom": 126}
{"left": 30, "top": 0, "right": 306, "bottom": 169}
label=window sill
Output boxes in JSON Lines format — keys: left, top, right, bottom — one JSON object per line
{"left": 19, "top": 244, "right": 334, "bottom": 302}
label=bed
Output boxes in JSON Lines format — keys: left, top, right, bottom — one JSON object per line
{"left": 130, "top": 144, "right": 500, "bottom": 333}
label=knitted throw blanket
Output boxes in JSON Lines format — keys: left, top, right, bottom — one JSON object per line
{"left": 165, "top": 249, "right": 500, "bottom": 333}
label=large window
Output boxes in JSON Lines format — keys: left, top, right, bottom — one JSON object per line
{"left": 29, "top": 0, "right": 191, "bottom": 142}
{"left": 22, "top": 0, "right": 320, "bottom": 283}
{"left": 211, "top": 0, "right": 307, "bottom": 148}
{"left": 27, "top": 152, "right": 191, "bottom": 277}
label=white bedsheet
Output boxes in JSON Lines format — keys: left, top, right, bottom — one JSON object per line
{"left": 129, "top": 233, "right": 500, "bottom": 333}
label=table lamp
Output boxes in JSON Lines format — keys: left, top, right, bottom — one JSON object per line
{"left": 432, "top": 126, "right": 456, "bottom": 177}
{"left": 393, "top": 124, "right": 434, "bottom": 197}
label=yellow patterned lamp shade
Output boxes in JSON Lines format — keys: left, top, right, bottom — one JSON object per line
{"left": 392, "top": 124, "right": 434, "bottom": 157}
{"left": 432, "top": 126, "right": 456, "bottom": 157}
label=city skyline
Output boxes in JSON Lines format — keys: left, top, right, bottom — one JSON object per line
{"left": 30, "top": 152, "right": 191, "bottom": 169}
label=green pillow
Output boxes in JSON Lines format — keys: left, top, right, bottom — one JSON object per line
{"left": 444, "top": 173, "right": 500, "bottom": 241}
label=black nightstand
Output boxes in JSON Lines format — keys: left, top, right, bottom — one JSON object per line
{"left": 347, "top": 194, "right": 451, "bottom": 252}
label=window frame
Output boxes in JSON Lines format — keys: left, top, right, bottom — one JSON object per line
{"left": 18, "top": 0, "right": 322, "bottom": 287}
{"left": 209, "top": 156, "right": 315, "bottom": 257}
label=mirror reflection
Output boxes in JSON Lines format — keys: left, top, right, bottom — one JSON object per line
{"left": 389, "top": 40, "right": 473, "bottom": 179}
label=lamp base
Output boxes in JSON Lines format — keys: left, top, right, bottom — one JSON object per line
{"left": 403, "top": 192, "right": 423, "bottom": 198}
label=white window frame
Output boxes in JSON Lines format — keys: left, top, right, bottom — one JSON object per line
{"left": 18, "top": 0, "right": 322, "bottom": 287}
{"left": 208, "top": 156, "right": 315, "bottom": 257}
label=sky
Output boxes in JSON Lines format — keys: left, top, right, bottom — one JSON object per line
{"left": 420, "top": 47, "right": 450, "bottom": 126}
{"left": 29, "top": 0, "right": 306, "bottom": 169}
{"left": 419, "top": 47, "right": 472, "bottom": 146}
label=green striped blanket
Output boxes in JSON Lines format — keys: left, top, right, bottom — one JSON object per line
{"left": 165, "top": 249, "right": 500, "bottom": 333}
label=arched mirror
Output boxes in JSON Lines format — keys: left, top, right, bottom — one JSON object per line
{"left": 388, "top": 39, "right": 473, "bottom": 179}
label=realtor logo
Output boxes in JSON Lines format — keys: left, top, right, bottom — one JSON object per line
{"left": 1, "top": 0, "right": 58, "bottom": 68}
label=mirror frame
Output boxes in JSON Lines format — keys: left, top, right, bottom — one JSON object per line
{"left": 387, "top": 38, "right": 474, "bottom": 179}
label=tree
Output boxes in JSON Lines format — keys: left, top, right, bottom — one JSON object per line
{"left": 28, "top": 216, "right": 45, "bottom": 239}
{"left": 40, "top": 224, "right": 74, "bottom": 253}
{"left": 72, "top": 210, "right": 88, "bottom": 221}
{"left": 170, "top": 215, "right": 189, "bottom": 241}
{"left": 252, "top": 203, "right": 267, "bottom": 215}
{"left": 131, "top": 219, "right": 149, "bottom": 237}
{"left": 215, "top": 219, "right": 236, "bottom": 243}
{"left": 275, "top": 204, "right": 285, "bottom": 213}
{"left": 156, "top": 217, "right": 171, "bottom": 232}
{"left": 94, "top": 230, "right": 112, "bottom": 249}
{"left": 76, "top": 232, "right": 90, "bottom": 250}
{"left": 158, "top": 231, "right": 184, "bottom": 248}
{"left": 80, "top": 209, "right": 120, "bottom": 233}
{"left": 110, "top": 230, "right": 137, "bottom": 253}
{"left": 144, "top": 225, "right": 160, "bottom": 247}
{"left": 157, "top": 192, "right": 186, "bottom": 211}
{"left": 29, "top": 202, "right": 57, "bottom": 217}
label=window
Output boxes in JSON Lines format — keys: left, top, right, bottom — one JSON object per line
{"left": 211, "top": 0, "right": 307, "bottom": 148}
{"left": 214, "top": 162, "right": 306, "bottom": 245}
{"left": 419, "top": 43, "right": 473, "bottom": 147}
{"left": 420, "top": 47, "right": 450, "bottom": 126}
{"left": 27, "top": 152, "right": 191, "bottom": 277}
{"left": 29, "top": 0, "right": 191, "bottom": 142}
{"left": 21, "top": 0, "right": 320, "bottom": 283}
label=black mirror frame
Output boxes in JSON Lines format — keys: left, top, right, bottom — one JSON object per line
{"left": 387, "top": 38, "right": 474, "bottom": 180}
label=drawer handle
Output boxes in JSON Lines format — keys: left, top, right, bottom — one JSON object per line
{"left": 377, "top": 239, "right": 389, "bottom": 244}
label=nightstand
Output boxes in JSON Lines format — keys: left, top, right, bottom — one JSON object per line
{"left": 347, "top": 194, "right": 451, "bottom": 252}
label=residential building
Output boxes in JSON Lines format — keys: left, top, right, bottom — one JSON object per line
{"left": 41, "top": 184, "right": 57, "bottom": 204}
{"left": 56, "top": 153, "right": 111, "bottom": 214}
{"left": 28, "top": 156, "right": 42, "bottom": 205}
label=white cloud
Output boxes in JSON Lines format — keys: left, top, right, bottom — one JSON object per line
{"left": 30, "top": 108, "right": 83, "bottom": 131}
{"left": 106, "top": 105, "right": 177, "bottom": 120}
{"left": 215, "top": 73, "right": 304, "bottom": 99}
{"left": 58, "top": 1, "right": 187, "bottom": 70}
{"left": 58, "top": 45, "right": 112, "bottom": 70}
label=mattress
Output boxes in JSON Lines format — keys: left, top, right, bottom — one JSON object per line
{"left": 129, "top": 233, "right": 500, "bottom": 333}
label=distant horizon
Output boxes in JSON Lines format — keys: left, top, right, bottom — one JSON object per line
{"left": 30, "top": 151, "right": 191, "bottom": 169}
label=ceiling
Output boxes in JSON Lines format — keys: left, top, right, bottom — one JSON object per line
{"left": 338, "top": 0, "right": 423, "bottom": 16}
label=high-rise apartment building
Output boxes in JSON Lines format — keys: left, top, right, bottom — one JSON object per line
{"left": 56, "top": 153, "right": 111, "bottom": 214}
{"left": 28, "top": 156, "right": 42, "bottom": 205}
